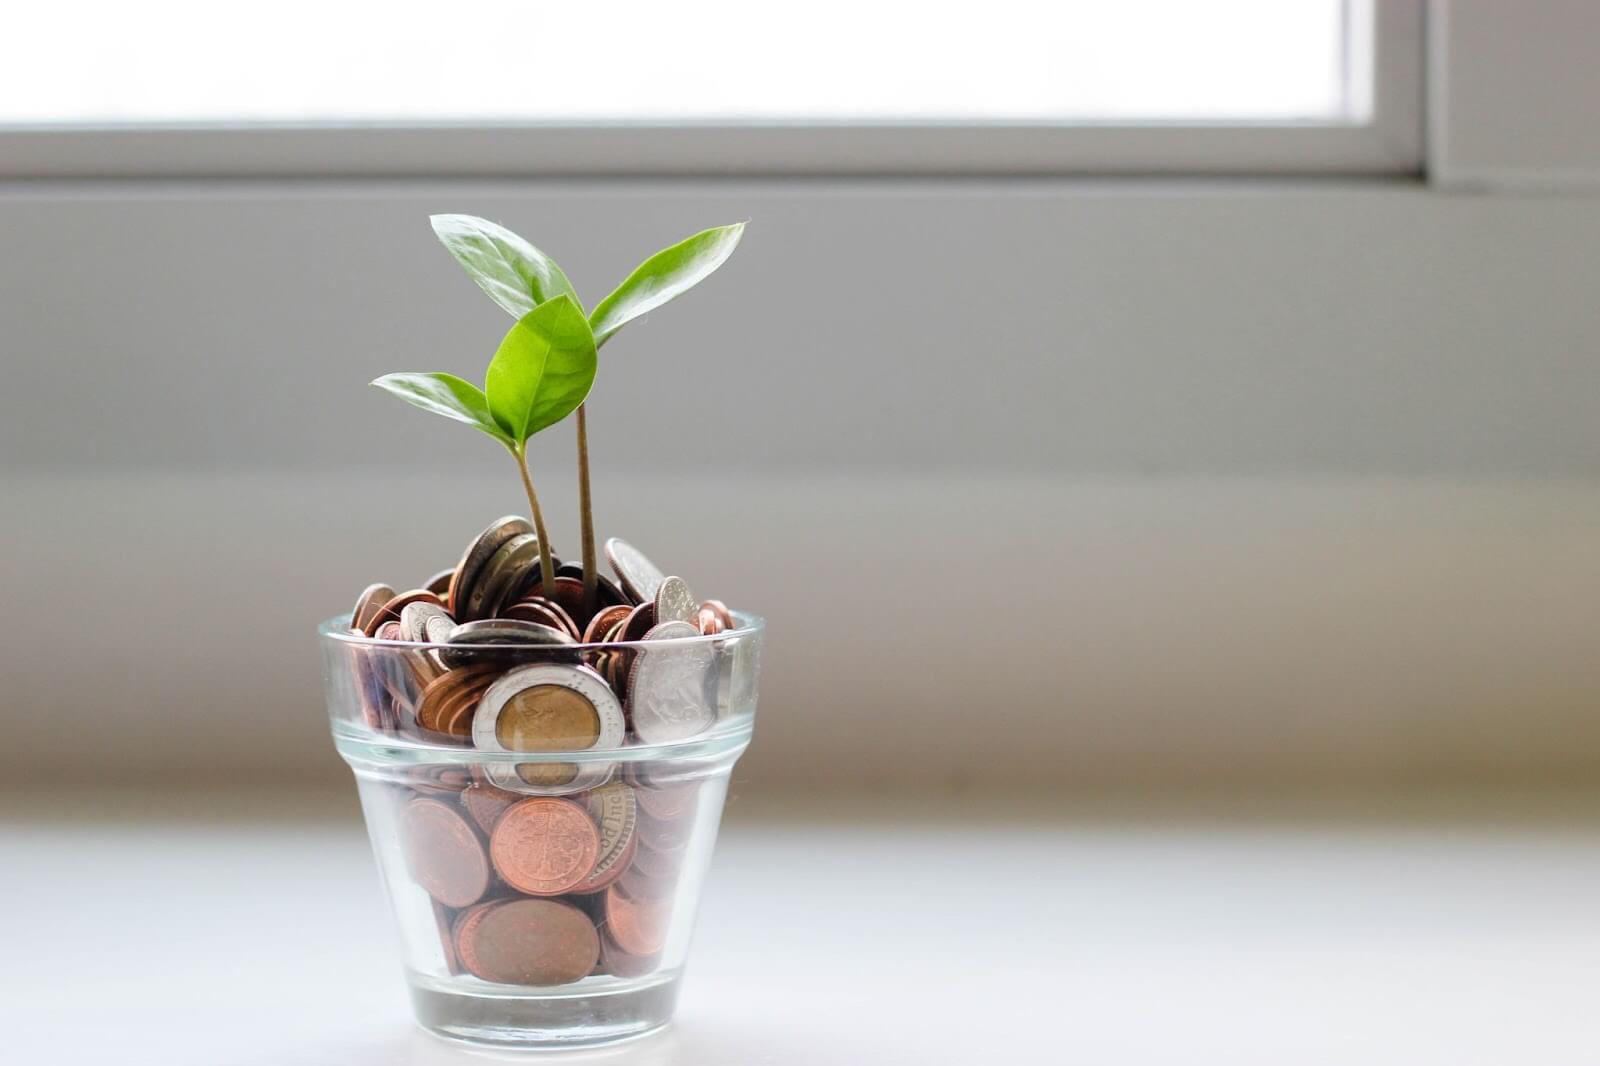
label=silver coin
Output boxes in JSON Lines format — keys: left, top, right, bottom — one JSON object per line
{"left": 441, "top": 617, "right": 573, "bottom": 667}
{"left": 629, "top": 620, "right": 717, "bottom": 744}
{"left": 472, "top": 662, "right": 626, "bottom": 752}
{"left": 474, "top": 663, "right": 625, "bottom": 795}
{"left": 605, "top": 537, "right": 666, "bottom": 605}
{"left": 450, "top": 515, "right": 532, "bottom": 619}
{"left": 654, "top": 575, "right": 696, "bottom": 625}
{"left": 466, "top": 532, "right": 542, "bottom": 620}
{"left": 447, "top": 618, "right": 574, "bottom": 645}
{"left": 399, "top": 601, "right": 453, "bottom": 643}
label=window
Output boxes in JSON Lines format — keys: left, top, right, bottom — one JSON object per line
{"left": 0, "top": 0, "right": 1422, "bottom": 177}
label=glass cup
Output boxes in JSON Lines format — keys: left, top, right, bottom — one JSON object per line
{"left": 320, "top": 611, "right": 763, "bottom": 1049}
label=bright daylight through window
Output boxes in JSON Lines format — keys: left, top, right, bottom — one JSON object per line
{"left": 4, "top": 0, "right": 1356, "bottom": 125}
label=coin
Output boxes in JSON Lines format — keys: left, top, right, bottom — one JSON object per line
{"left": 598, "top": 931, "right": 659, "bottom": 978}
{"left": 582, "top": 604, "right": 632, "bottom": 645}
{"left": 629, "top": 838, "right": 684, "bottom": 880}
{"left": 452, "top": 898, "right": 506, "bottom": 979}
{"left": 473, "top": 663, "right": 626, "bottom": 754}
{"left": 502, "top": 599, "right": 581, "bottom": 640}
{"left": 461, "top": 782, "right": 521, "bottom": 835}
{"left": 399, "top": 601, "right": 454, "bottom": 644}
{"left": 605, "top": 538, "right": 666, "bottom": 605}
{"left": 635, "top": 805, "right": 693, "bottom": 854}
{"left": 556, "top": 560, "right": 628, "bottom": 608}
{"left": 700, "top": 599, "right": 735, "bottom": 630}
{"left": 363, "top": 588, "right": 446, "bottom": 637}
{"left": 618, "top": 602, "right": 657, "bottom": 643}
{"left": 424, "top": 568, "right": 455, "bottom": 597}
{"left": 489, "top": 798, "right": 602, "bottom": 896}
{"left": 463, "top": 898, "right": 600, "bottom": 986}
{"left": 604, "top": 884, "right": 671, "bottom": 956}
{"left": 628, "top": 621, "right": 717, "bottom": 743}
{"left": 415, "top": 665, "right": 500, "bottom": 734}
{"left": 617, "top": 864, "right": 678, "bottom": 903}
{"left": 694, "top": 604, "right": 726, "bottom": 636}
{"left": 518, "top": 576, "right": 595, "bottom": 630}
{"left": 635, "top": 782, "right": 698, "bottom": 821}
{"left": 440, "top": 618, "right": 573, "bottom": 667}
{"left": 351, "top": 583, "right": 396, "bottom": 632}
{"left": 465, "top": 533, "right": 543, "bottom": 621}
{"left": 447, "top": 516, "right": 533, "bottom": 620}
{"left": 400, "top": 797, "right": 490, "bottom": 908}
{"left": 576, "top": 782, "right": 638, "bottom": 894}
{"left": 654, "top": 576, "right": 696, "bottom": 625}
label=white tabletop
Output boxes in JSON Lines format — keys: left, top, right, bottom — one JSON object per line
{"left": 3, "top": 788, "right": 1598, "bottom": 1066}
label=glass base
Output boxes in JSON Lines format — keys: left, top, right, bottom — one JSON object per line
{"left": 408, "top": 970, "right": 682, "bottom": 1049}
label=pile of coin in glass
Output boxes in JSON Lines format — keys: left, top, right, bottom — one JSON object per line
{"left": 347, "top": 516, "right": 735, "bottom": 750}
{"left": 345, "top": 516, "right": 739, "bottom": 985}
{"left": 402, "top": 771, "right": 697, "bottom": 984}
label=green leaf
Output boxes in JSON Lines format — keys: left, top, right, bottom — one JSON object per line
{"left": 370, "top": 372, "right": 512, "bottom": 445}
{"left": 430, "top": 214, "right": 580, "bottom": 319}
{"left": 484, "top": 295, "right": 597, "bottom": 445}
{"left": 589, "top": 223, "right": 746, "bottom": 347}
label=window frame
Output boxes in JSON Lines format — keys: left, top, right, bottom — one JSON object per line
{"left": 0, "top": 0, "right": 1424, "bottom": 180}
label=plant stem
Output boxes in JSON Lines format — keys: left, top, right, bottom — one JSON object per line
{"left": 575, "top": 403, "right": 598, "bottom": 614}
{"left": 513, "top": 445, "right": 558, "bottom": 598}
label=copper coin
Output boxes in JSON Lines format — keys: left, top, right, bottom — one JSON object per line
{"left": 629, "top": 837, "right": 683, "bottom": 879}
{"left": 598, "top": 931, "right": 660, "bottom": 978}
{"left": 695, "top": 605, "right": 726, "bottom": 636}
{"left": 583, "top": 604, "right": 633, "bottom": 645}
{"left": 440, "top": 685, "right": 488, "bottom": 737}
{"left": 701, "top": 599, "right": 735, "bottom": 630}
{"left": 490, "top": 798, "right": 601, "bottom": 896}
{"left": 374, "top": 620, "right": 402, "bottom": 641}
{"left": 447, "top": 515, "right": 534, "bottom": 620}
{"left": 617, "top": 864, "right": 678, "bottom": 903}
{"left": 452, "top": 898, "right": 506, "bottom": 977}
{"left": 604, "top": 884, "right": 671, "bottom": 956}
{"left": 503, "top": 599, "right": 581, "bottom": 640}
{"left": 576, "top": 782, "right": 638, "bottom": 894}
{"left": 363, "top": 588, "right": 446, "bottom": 637}
{"left": 518, "top": 576, "right": 594, "bottom": 629}
{"left": 401, "top": 797, "right": 490, "bottom": 908}
{"left": 466, "top": 533, "right": 544, "bottom": 621}
{"left": 424, "top": 567, "right": 455, "bottom": 597}
{"left": 618, "top": 602, "right": 657, "bottom": 643}
{"left": 461, "top": 783, "right": 521, "bottom": 834}
{"left": 463, "top": 898, "right": 599, "bottom": 986}
{"left": 351, "top": 583, "right": 396, "bottom": 632}
{"left": 416, "top": 665, "right": 499, "bottom": 733}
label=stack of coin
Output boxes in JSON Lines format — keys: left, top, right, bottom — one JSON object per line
{"left": 395, "top": 767, "right": 703, "bottom": 985}
{"left": 346, "top": 520, "right": 737, "bottom": 751}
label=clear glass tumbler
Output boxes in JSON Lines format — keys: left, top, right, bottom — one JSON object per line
{"left": 320, "top": 612, "right": 763, "bottom": 1049}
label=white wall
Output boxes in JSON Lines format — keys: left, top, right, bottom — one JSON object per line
{"left": 2, "top": 179, "right": 1598, "bottom": 790}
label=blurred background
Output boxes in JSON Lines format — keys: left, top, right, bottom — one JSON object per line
{"left": 3, "top": 2, "right": 1599, "bottom": 1063}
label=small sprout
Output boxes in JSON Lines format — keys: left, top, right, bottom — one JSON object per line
{"left": 384, "top": 215, "right": 746, "bottom": 611}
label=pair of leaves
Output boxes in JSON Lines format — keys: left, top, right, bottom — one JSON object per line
{"left": 373, "top": 295, "right": 596, "bottom": 451}
{"left": 373, "top": 213, "right": 745, "bottom": 450}
{"left": 433, "top": 212, "right": 745, "bottom": 347}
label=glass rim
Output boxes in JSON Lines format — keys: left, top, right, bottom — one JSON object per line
{"left": 319, "top": 609, "right": 764, "bottom": 653}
